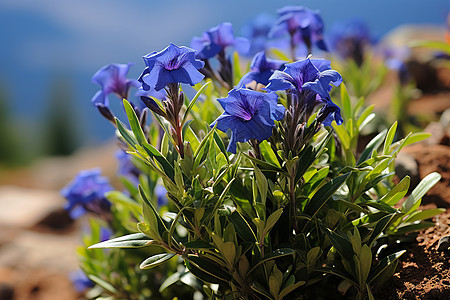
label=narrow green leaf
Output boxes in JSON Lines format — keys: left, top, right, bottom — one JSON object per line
{"left": 357, "top": 129, "right": 387, "bottom": 165}
{"left": 248, "top": 248, "right": 295, "bottom": 275}
{"left": 405, "top": 208, "right": 446, "bottom": 223}
{"left": 402, "top": 172, "right": 441, "bottom": 213}
{"left": 139, "top": 186, "right": 169, "bottom": 236}
{"left": 367, "top": 213, "right": 397, "bottom": 246}
{"left": 140, "top": 253, "right": 176, "bottom": 269}
{"left": 116, "top": 118, "right": 138, "bottom": 149}
{"left": 251, "top": 281, "right": 273, "bottom": 299}
{"left": 263, "top": 208, "right": 284, "bottom": 236}
{"left": 368, "top": 250, "right": 406, "bottom": 284}
{"left": 87, "top": 275, "right": 118, "bottom": 294}
{"left": 88, "top": 233, "right": 153, "bottom": 249}
{"left": 228, "top": 211, "right": 257, "bottom": 243}
{"left": 393, "top": 222, "right": 436, "bottom": 235}
{"left": 383, "top": 121, "right": 397, "bottom": 155}
{"left": 123, "top": 99, "right": 146, "bottom": 145}
{"left": 332, "top": 122, "right": 351, "bottom": 150}
{"left": 340, "top": 83, "right": 352, "bottom": 121}
{"left": 356, "top": 105, "right": 374, "bottom": 128}
{"left": 305, "top": 172, "right": 351, "bottom": 218}
{"left": 260, "top": 140, "right": 281, "bottom": 168}
{"left": 182, "top": 81, "right": 211, "bottom": 125}
{"left": 380, "top": 176, "right": 410, "bottom": 206}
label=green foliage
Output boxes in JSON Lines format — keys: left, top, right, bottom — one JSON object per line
{"left": 82, "top": 45, "right": 443, "bottom": 300}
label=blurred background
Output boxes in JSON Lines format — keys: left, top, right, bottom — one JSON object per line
{"left": 0, "top": 0, "right": 448, "bottom": 299}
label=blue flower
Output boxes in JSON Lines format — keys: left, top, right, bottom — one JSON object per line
{"left": 238, "top": 51, "right": 286, "bottom": 87}
{"left": 116, "top": 150, "right": 140, "bottom": 184}
{"left": 191, "top": 22, "right": 250, "bottom": 60}
{"left": 61, "top": 168, "right": 113, "bottom": 219}
{"left": 91, "top": 63, "right": 139, "bottom": 108}
{"left": 155, "top": 184, "right": 168, "bottom": 206}
{"left": 328, "top": 19, "right": 371, "bottom": 65}
{"left": 269, "top": 6, "right": 327, "bottom": 52}
{"left": 211, "top": 88, "right": 285, "bottom": 153}
{"left": 241, "top": 13, "right": 276, "bottom": 55}
{"left": 266, "top": 58, "right": 342, "bottom": 125}
{"left": 69, "top": 270, "right": 95, "bottom": 293}
{"left": 139, "top": 43, "right": 205, "bottom": 92}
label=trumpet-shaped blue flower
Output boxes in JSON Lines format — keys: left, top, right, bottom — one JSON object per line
{"left": 139, "top": 43, "right": 205, "bottom": 92}
{"left": 329, "top": 19, "right": 371, "bottom": 65}
{"left": 269, "top": 6, "right": 327, "bottom": 51}
{"left": 91, "top": 63, "right": 139, "bottom": 107}
{"left": 211, "top": 88, "right": 285, "bottom": 153}
{"left": 191, "top": 22, "right": 250, "bottom": 60}
{"left": 266, "top": 58, "right": 343, "bottom": 125}
{"left": 241, "top": 13, "right": 276, "bottom": 55}
{"left": 61, "top": 168, "right": 113, "bottom": 219}
{"left": 238, "top": 51, "right": 286, "bottom": 87}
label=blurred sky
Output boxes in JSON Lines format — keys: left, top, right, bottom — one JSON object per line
{"left": 0, "top": 0, "right": 449, "bottom": 146}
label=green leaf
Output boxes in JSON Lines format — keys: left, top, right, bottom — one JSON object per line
{"left": 251, "top": 280, "right": 273, "bottom": 299}
{"left": 380, "top": 176, "right": 410, "bottom": 206}
{"left": 306, "top": 247, "right": 321, "bottom": 272}
{"left": 123, "top": 99, "right": 146, "bottom": 145}
{"left": 116, "top": 118, "right": 138, "bottom": 149}
{"left": 340, "top": 83, "right": 352, "bottom": 122}
{"left": 263, "top": 208, "right": 284, "bottom": 236}
{"left": 139, "top": 186, "right": 169, "bottom": 236}
{"left": 254, "top": 165, "right": 268, "bottom": 205}
{"left": 248, "top": 248, "right": 295, "bottom": 275}
{"left": 367, "top": 213, "right": 397, "bottom": 246}
{"left": 269, "top": 47, "right": 291, "bottom": 61}
{"left": 393, "top": 221, "right": 436, "bottom": 235}
{"left": 88, "top": 233, "right": 153, "bottom": 249}
{"left": 182, "top": 81, "right": 210, "bottom": 125}
{"left": 368, "top": 250, "right": 406, "bottom": 284}
{"left": 140, "top": 253, "right": 176, "bottom": 269}
{"left": 142, "top": 142, "right": 175, "bottom": 181}
{"left": 357, "top": 129, "right": 387, "bottom": 165}
{"left": 404, "top": 208, "right": 446, "bottom": 223}
{"left": 408, "top": 40, "right": 450, "bottom": 53}
{"left": 332, "top": 122, "right": 351, "bottom": 150}
{"left": 304, "top": 172, "right": 351, "bottom": 219}
{"left": 405, "top": 132, "right": 432, "bottom": 146}
{"left": 228, "top": 211, "right": 257, "bottom": 243}
{"left": 87, "top": 275, "right": 119, "bottom": 294}
{"left": 194, "top": 126, "right": 215, "bottom": 167}
{"left": 278, "top": 280, "right": 306, "bottom": 299}
{"left": 320, "top": 226, "right": 353, "bottom": 262}
{"left": 105, "top": 191, "right": 141, "bottom": 217}
{"left": 213, "top": 131, "right": 229, "bottom": 163}
{"left": 383, "top": 121, "right": 397, "bottom": 155}
{"left": 186, "top": 255, "right": 232, "bottom": 282}
{"left": 260, "top": 140, "right": 281, "bottom": 168}
{"left": 359, "top": 245, "right": 372, "bottom": 284}
{"left": 356, "top": 105, "right": 374, "bottom": 128}
{"left": 402, "top": 172, "right": 441, "bottom": 214}
{"left": 184, "top": 240, "right": 215, "bottom": 249}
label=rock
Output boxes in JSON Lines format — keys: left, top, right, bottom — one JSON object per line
{"left": 423, "top": 122, "right": 447, "bottom": 146}
{"left": 0, "top": 282, "right": 14, "bottom": 300}
{"left": 33, "top": 207, "right": 74, "bottom": 232}
{"left": 0, "top": 187, "right": 64, "bottom": 229}
{"left": 437, "top": 235, "right": 450, "bottom": 253}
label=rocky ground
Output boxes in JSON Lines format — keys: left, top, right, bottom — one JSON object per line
{"left": 0, "top": 142, "right": 118, "bottom": 300}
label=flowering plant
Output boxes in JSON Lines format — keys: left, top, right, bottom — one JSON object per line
{"left": 67, "top": 6, "right": 443, "bottom": 300}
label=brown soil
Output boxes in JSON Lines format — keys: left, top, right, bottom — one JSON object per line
{"left": 374, "top": 207, "right": 450, "bottom": 300}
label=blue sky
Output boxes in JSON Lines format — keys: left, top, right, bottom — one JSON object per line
{"left": 0, "top": 0, "right": 448, "bottom": 145}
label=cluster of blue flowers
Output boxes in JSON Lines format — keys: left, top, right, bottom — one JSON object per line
{"left": 63, "top": 4, "right": 344, "bottom": 223}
